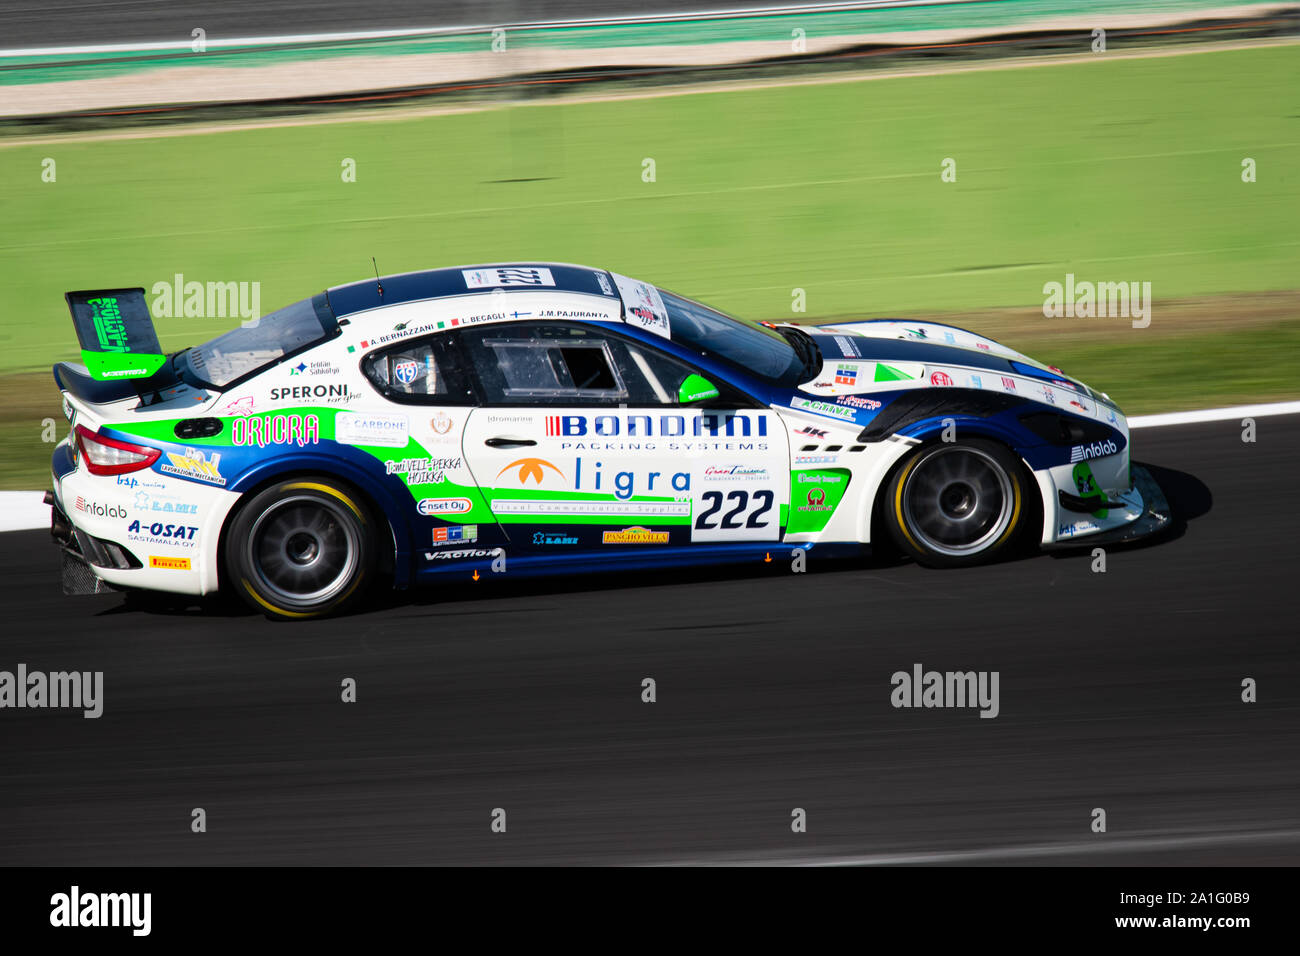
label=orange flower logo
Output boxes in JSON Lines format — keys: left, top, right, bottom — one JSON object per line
{"left": 496, "top": 457, "right": 566, "bottom": 485}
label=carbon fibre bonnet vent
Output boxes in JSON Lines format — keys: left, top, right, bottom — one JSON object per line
{"left": 856, "top": 389, "right": 1025, "bottom": 442}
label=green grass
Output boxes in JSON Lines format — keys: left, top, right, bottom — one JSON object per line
{"left": 0, "top": 43, "right": 1296, "bottom": 489}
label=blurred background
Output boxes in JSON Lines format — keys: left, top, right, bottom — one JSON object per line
{"left": 1, "top": 0, "right": 1296, "bottom": 491}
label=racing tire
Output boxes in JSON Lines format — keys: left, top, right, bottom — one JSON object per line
{"left": 884, "top": 439, "right": 1033, "bottom": 569}
{"left": 225, "top": 477, "right": 377, "bottom": 619}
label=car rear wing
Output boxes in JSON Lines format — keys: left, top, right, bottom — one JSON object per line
{"left": 65, "top": 288, "right": 166, "bottom": 382}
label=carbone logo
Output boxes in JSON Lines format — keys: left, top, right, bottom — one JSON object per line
{"left": 1070, "top": 439, "right": 1119, "bottom": 463}
{"left": 496, "top": 458, "right": 565, "bottom": 484}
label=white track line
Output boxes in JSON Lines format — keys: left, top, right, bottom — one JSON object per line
{"left": 1, "top": 401, "right": 1295, "bottom": 532}
{"left": 1128, "top": 399, "right": 1300, "bottom": 428}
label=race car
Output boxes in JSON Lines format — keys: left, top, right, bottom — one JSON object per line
{"left": 48, "top": 263, "right": 1169, "bottom": 618}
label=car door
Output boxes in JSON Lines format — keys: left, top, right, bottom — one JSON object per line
{"left": 455, "top": 321, "right": 788, "bottom": 557}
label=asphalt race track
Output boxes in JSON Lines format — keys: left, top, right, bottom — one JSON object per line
{"left": 4, "top": 0, "right": 787, "bottom": 47}
{"left": 2, "top": 416, "right": 1297, "bottom": 864}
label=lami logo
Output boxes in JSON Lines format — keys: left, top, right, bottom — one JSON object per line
{"left": 1070, "top": 439, "right": 1119, "bottom": 463}
{"left": 151, "top": 273, "right": 261, "bottom": 326}
{"left": 1043, "top": 273, "right": 1152, "bottom": 329}
{"left": 497, "top": 458, "right": 565, "bottom": 484}
{"left": 50, "top": 886, "right": 150, "bottom": 936}
{"left": 544, "top": 413, "right": 767, "bottom": 438}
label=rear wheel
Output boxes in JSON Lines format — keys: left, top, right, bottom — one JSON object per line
{"left": 885, "top": 439, "right": 1032, "bottom": 568}
{"left": 225, "top": 478, "right": 376, "bottom": 619}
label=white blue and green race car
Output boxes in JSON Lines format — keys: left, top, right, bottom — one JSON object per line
{"left": 49, "top": 263, "right": 1169, "bottom": 618}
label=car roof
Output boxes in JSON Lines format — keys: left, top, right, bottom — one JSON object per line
{"left": 325, "top": 262, "right": 622, "bottom": 319}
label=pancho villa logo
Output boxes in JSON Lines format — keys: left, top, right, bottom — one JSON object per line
{"left": 602, "top": 526, "right": 669, "bottom": 544}
{"left": 497, "top": 458, "right": 565, "bottom": 485}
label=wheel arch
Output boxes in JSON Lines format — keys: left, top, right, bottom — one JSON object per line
{"left": 868, "top": 426, "right": 1045, "bottom": 557}
{"left": 216, "top": 459, "right": 411, "bottom": 594}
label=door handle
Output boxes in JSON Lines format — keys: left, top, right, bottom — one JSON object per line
{"left": 484, "top": 437, "right": 537, "bottom": 448}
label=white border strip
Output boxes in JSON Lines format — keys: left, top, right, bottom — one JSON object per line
{"left": 0, "top": 0, "right": 962, "bottom": 58}
{"left": 1, "top": 401, "right": 1295, "bottom": 532}
{"left": 1128, "top": 399, "right": 1300, "bottom": 428}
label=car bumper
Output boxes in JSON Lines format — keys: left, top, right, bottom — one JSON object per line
{"left": 1044, "top": 463, "right": 1171, "bottom": 549}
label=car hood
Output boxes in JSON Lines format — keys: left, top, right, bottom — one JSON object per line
{"left": 798, "top": 319, "right": 1106, "bottom": 403}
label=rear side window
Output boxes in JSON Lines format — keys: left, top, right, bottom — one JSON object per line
{"left": 361, "top": 336, "right": 472, "bottom": 404}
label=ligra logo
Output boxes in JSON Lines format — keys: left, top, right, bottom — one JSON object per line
{"left": 496, "top": 458, "right": 565, "bottom": 485}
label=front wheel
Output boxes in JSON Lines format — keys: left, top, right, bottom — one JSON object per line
{"left": 225, "top": 478, "right": 377, "bottom": 619}
{"left": 885, "top": 440, "right": 1033, "bottom": 568}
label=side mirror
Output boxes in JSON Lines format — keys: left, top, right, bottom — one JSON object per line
{"left": 677, "top": 373, "right": 720, "bottom": 405}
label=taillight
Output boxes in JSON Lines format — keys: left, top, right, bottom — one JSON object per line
{"left": 74, "top": 425, "right": 161, "bottom": 476}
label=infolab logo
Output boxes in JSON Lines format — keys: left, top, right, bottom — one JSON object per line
{"left": 1070, "top": 439, "right": 1118, "bottom": 463}
{"left": 74, "top": 497, "right": 127, "bottom": 518}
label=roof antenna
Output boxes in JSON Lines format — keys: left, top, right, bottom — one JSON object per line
{"left": 371, "top": 256, "right": 384, "bottom": 298}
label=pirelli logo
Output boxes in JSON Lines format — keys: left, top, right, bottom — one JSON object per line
{"left": 149, "top": 556, "right": 191, "bottom": 570}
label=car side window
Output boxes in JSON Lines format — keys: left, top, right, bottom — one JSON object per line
{"left": 457, "top": 324, "right": 629, "bottom": 406}
{"left": 621, "top": 341, "right": 758, "bottom": 408}
{"left": 361, "top": 335, "right": 473, "bottom": 405}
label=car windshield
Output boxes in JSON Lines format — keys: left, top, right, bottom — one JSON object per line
{"left": 659, "top": 290, "right": 803, "bottom": 384}
{"left": 179, "top": 294, "right": 336, "bottom": 389}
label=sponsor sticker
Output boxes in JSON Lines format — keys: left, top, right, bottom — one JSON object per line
{"left": 149, "top": 555, "right": 191, "bottom": 570}
{"left": 336, "top": 412, "right": 409, "bottom": 448}
{"left": 610, "top": 273, "right": 671, "bottom": 340}
{"left": 533, "top": 531, "right": 580, "bottom": 546}
{"left": 791, "top": 397, "right": 857, "bottom": 421}
{"left": 160, "top": 447, "right": 225, "bottom": 486}
{"left": 417, "top": 497, "right": 474, "bottom": 515}
{"left": 602, "top": 526, "right": 670, "bottom": 544}
{"left": 393, "top": 360, "right": 420, "bottom": 385}
{"left": 929, "top": 371, "right": 955, "bottom": 387}
{"left": 462, "top": 267, "right": 555, "bottom": 288}
{"left": 492, "top": 500, "right": 690, "bottom": 517}
{"left": 1069, "top": 439, "right": 1119, "bottom": 463}
{"left": 231, "top": 414, "right": 320, "bottom": 448}
{"left": 74, "top": 498, "right": 128, "bottom": 518}
{"left": 833, "top": 335, "right": 861, "bottom": 358}
{"left": 432, "top": 525, "right": 478, "bottom": 545}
